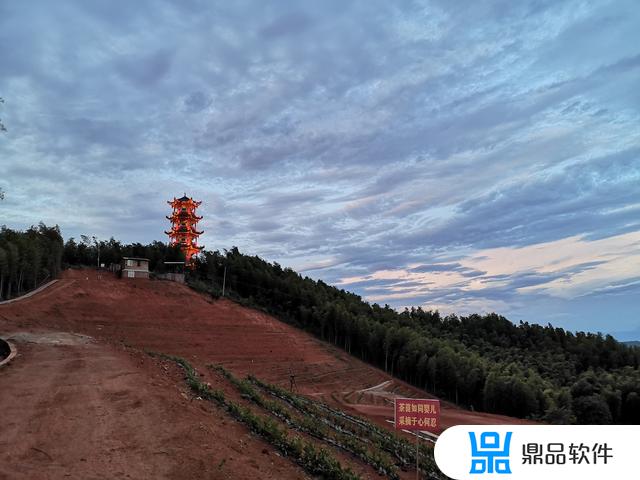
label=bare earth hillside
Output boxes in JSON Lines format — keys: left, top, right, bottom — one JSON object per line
{"left": 0, "top": 270, "right": 532, "bottom": 479}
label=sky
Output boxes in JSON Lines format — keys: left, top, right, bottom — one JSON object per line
{"left": 1, "top": 0, "right": 639, "bottom": 339}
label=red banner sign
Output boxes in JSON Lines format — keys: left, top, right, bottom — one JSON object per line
{"left": 394, "top": 398, "right": 440, "bottom": 431}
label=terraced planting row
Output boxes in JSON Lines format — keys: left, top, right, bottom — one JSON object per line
{"left": 210, "top": 364, "right": 443, "bottom": 480}
{"left": 210, "top": 365, "right": 400, "bottom": 478}
{"left": 254, "top": 376, "right": 435, "bottom": 468}
{"left": 148, "top": 352, "right": 360, "bottom": 480}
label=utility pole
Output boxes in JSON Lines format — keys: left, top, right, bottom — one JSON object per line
{"left": 416, "top": 433, "right": 420, "bottom": 480}
{"left": 289, "top": 367, "right": 297, "bottom": 393}
{"left": 222, "top": 265, "right": 227, "bottom": 297}
{"left": 92, "top": 236, "right": 100, "bottom": 269}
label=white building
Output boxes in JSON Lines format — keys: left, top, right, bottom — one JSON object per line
{"left": 121, "top": 257, "right": 149, "bottom": 279}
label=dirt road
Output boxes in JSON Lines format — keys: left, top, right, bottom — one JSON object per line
{"left": 0, "top": 331, "right": 306, "bottom": 480}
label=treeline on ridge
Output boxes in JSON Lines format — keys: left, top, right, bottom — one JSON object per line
{"left": 62, "top": 235, "right": 184, "bottom": 270}
{"left": 0, "top": 224, "right": 63, "bottom": 300}
{"left": 0, "top": 227, "right": 183, "bottom": 299}
{"left": 54, "top": 234, "right": 640, "bottom": 425}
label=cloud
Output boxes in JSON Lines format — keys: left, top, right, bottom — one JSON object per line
{"left": 337, "top": 232, "right": 640, "bottom": 317}
{"left": 0, "top": 0, "right": 639, "bottom": 335}
{"left": 183, "top": 91, "right": 212, "bottom": 113}
{"left": 259, "top": 12, "right": 313, "bottom": 38}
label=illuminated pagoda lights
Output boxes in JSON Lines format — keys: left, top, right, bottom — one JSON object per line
{"left": 165, "top": 194, "right": 204, "bottom": 266}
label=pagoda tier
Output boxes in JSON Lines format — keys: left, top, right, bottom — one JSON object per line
{"left": 164, "top": 225, "right": 204, "bottom": 235}
{"left": 166, "top": 212, "right": 203, "bottom": 221}
{"left": 166, "top": 194, "right": 204, "bottom": 266}
{"left": 168, "top": 196, "right": 202, "bottom": 209}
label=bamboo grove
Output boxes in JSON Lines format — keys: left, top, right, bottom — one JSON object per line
{"left": 0, "top": 224, "right": 63, "bottom": 300}
{"left": 189, "top": 248, "right": 640, "bottom": 425}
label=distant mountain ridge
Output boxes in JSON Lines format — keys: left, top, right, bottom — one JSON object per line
{"left": 623, "top": 341, "right": 640, "bottom": 346}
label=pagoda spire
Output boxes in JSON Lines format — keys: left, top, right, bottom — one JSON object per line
{"left": 165, "top": 194, "right": 204, "bottom": 266}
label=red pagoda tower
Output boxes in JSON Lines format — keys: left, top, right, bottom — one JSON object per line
{"left": 165, "top": 194, "right": 204, "bottom": 265}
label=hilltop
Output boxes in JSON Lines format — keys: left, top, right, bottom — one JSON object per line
{"left": 3, "top": 225, "right": 639, "bottom": 427}
{"left": 0, "top": 269, "right": 531, "bottom": 479}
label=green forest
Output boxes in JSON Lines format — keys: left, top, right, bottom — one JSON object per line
{"left": 62, "top": 236, "right": 184, "bottom": 270}
{"left": 188, "top": 248, "right": 640, "bottom": 425}
{"left": 7, "top": 226, "right": 640, "bottom": 425}
{"left": 0, "top": 224, "right": 63, "bottom": 300}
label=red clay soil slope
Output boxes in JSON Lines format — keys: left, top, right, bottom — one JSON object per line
{"left": 0, "top": 269, "right": 533, "bottom": 479}
{"left": 0, "top": 332, "right": 306, "bottom": 480}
